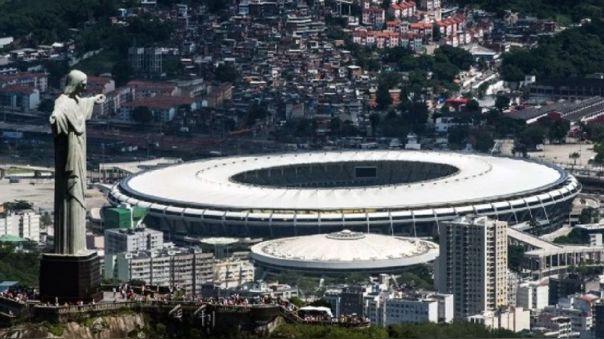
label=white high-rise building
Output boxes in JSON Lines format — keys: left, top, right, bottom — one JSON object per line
{"left": 106, "top": 246, "right": 214, "bottom": 295}
{"left": 366, "top": 291, "right": 454, "bottom": 326}
{"left": 104, "top": 226, "right": 164, "bottom": 254}
{"left": 384, "top": 298, "right": 439, "bottom": 324}
{"left": 212, "top": 258, "right": 255, "bottom": 289}
{"left": 418, "top": 0, "right": 441, "bottom": 21}
{"left": 517, "top": 281, "right": 549, "bottom": 311}
{"left": 436, "top": 216, "right": 508, "bottom": 319}
{"left": 0, "top": 214, "right": 20, "bottom": 239}
{"left": 0, "top": 211, "right": 40, "bottom": 242}
{"left": 467, "top": 306, "right": 531, "bottom": 333}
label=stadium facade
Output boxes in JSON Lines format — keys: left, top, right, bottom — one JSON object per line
{"left": 108, "top": 151, "right": 580, "bottom": 239}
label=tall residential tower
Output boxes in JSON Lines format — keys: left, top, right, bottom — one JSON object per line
{"left": 436, "top": 216, "right": 508, "bottom": 318}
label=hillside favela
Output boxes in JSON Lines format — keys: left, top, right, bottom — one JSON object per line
{"left": 5, "top": 0, "right": 604, "bottom": 338}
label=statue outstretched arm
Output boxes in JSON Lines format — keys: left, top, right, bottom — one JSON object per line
{"left": 81, "top": 94, "right": 106, "bottom": 120}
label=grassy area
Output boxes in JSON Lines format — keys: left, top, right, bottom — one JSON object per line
{"left": 553, "top": 228, "right": 589, "bottom": 245}
{"left": 0, "top": 245, "right": 40, "bottom": 287}
{"left": 271, "top": 324, "right": 388, "bottom": 338}
{"left": 73, "top": 49, "right": 120, "bottom": 76}
{"left": 270, "top": 322, "right": 523, "bottom": 338}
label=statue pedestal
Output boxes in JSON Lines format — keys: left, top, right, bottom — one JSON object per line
{"left": 39, "top": 252, "right": 102, "bottom": 303}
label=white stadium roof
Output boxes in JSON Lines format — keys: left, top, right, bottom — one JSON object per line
{"left": 120, "top": 150, "right": 566, "bottom": 211}
{"left": 250, "top": 230, "right": 439, "bottom": 270}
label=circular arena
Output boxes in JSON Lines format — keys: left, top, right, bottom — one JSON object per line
{"left": 108, "top": 150, "right": 581, "bottom": 238}
{"left": 250, "top": 230, "right": 439, "bottom": 275}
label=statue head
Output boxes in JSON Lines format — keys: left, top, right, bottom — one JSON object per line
{"left": 63, "top": 70, "right": 87, "bottom": 96}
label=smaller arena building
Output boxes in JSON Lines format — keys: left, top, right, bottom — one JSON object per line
{"left": 250, "top": 230, "right": 439, "bottom": 275}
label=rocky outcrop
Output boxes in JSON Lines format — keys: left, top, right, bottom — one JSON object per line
{"left": 0, "top": 314, "right": 145, "bottom": 338}
{"left": 0, "top": 303, "right": 288, "bottom": 338}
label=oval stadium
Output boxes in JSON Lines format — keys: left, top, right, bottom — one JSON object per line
{"left": 250, "top": 229, "right": 439, "bottom": 275}
{"left": 108, "top": 150, "right": 581, "bottom": 239}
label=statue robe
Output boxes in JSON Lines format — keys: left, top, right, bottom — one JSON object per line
{"left": 50, "top": 94, "right": 95, "bottom": 255}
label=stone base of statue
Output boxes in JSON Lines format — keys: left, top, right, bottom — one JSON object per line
{"left": 39, "top": 251, "right": 102, "bottom": 303}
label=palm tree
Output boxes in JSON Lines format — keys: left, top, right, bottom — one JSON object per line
{"left": 569, "top": 152, "right": 580, "bottom": 168}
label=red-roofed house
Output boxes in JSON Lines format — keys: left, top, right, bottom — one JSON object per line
{"left": 85, "top": 76, "right": 116, "bottom": 116}
{"left": 352, "top": 27, "right": 423, "bottom": 50}
{"left": 126, "top": 80, "right": 180, "bottom": 99}
{"left": 120, "top": 96, "right": 197, "bottom": 123}
{"left": 102, "top": 86, "right": 135, "bottom": 117}
{"left": 391, "top": 1, "right": 416, "bottom": 19}
{"left": 418, "top": 0, "right": 441, "bottom": 20}
{"left": 362, "top": 7, "right": 385, "bottom": 27}
{"left": 0, "top": 84, "right": 40, "bottom": 112}
{"left": 436, "top": 15, "right": 466, "bottom": 37}
{"left": 401, "top": 32, "right": 423, "bottom": 50}
{"left": 352, "top": 27, "right": 376, "bottom": 46}
{"left": 409, "top": 21, "right": 433, "bottom": 41}
{"left": 87, "top": 76, "right": 115, "bottom": 94}
{"left": 0, "top": 72, "right": 47, "bottom": 92}
{"left": 386, "top": 19, "right": 403, "bottom": 32}
{"left": 375, "top": 31, "right": 400, "bottom": 48}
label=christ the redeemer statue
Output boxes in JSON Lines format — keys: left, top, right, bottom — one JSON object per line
{"left": 50, "top": 70, "right": 105, "bottom": 255}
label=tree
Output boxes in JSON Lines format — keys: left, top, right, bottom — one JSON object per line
{"left": 214, "top": 64, "right": 240, "bottom": 83}
{"left": 471, "top": 128, "right": 495, "bottom": 153}
{"left": 569, "top": 152, "right": 580, "bottom": 166}
{"left": 380, "top": 111, "right": 409, "bottom": 138}
{"left": 448, "top": 126, "right": 470, "bottom": 150}
{"left": 246, "top": 102, "right": 268, "bottom": 127}
{"left": 579, "top": 207, "right": 600, "bottom": 224}
{"left": 274, "top": 118, "right": 318, "bottom": 140}
{"left": 381, "top": 0, "right": 391, "bottom": 10}
{"left": 45, "top": 60, "right": 70, "bottom": 89}
{"left": 400, "top": 100, "right": 429, "bottom": 134}
{"left": 369, "top": 113, "right": 381, "bottom": 136}
{"left": 554, "top": 228, "right": 589, "bottom": 244}
{"left": 512, "top": 142, "right": 528, "bottom": 157}
{"left": 382, "top": 46, "right": 414, "bottom": 66}
{"left": 494, "top": 95, "right": 510, "bottom": 112}
{"left": 272, "top": 323, "right": 388, "bottom": 338}
{"left": 204, "top": 0, "right": 228, "bottom": 13}
{"left": 436, "top": 45, "right": 474, "bottom": 71}
{"left": 594, "top": 143, "right": 604, "bottom": 164}
{"left": 0, "top": 246, "right": 40, "bottom": 287}
{"left": 111, "top": 60, "right": 132, "bottom": 87}
{"left": 3, "top": 200, "right": 33, "bottom": 211}
{"left": 388, "top": 321, "right": 520, "bottom": 338}
{"left": 500, "top": 64, "right": 525, "bottom": 82}
{"left": 464, "top": 99, "right": 480, "bottom": 113}
{"left": 131, "top": 106, "right": 153, "bottom": 124}
{"left": 38, "top": 99, "right": 54, "bottom": 113}
{"left": 289, "top": 296, "right": 305, "bottom": 308}
{"left": 329, "top": 117, "right": 342, "bottom": 137}
{"left": 432, "top": 61, "right": 459, "bottom": 82}
{"left": 432, "top": 23, "right": 442, "bottom": 42}
{"left": 378, "top": 71, "right": 400, "bottom": 90}
{"left": 499, "top": 20, "right": 604, "bottom": 81}
{"left": 518, "top": 125, "right": 546, "bottom": 150}
{"left": 508, "top": 245, "right": 525, "bottom": 273}
{"left": 376, "top": 84, "right": 392, "bottom": 110}
{"left": 547, "top": 119, "right": 570, "bottom": 143}
{"left": 340, "top": 120, "right": 360, "bottom": 136}
{"left": 40, "top": 213, "right": 52, "bottom": 226}
{"left": 309, "top": 299, "right": 332, "bottom": 308}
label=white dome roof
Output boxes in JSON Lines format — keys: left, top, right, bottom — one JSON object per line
{"left": 250, "top": 230, "right": 439, "bottom": 271}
